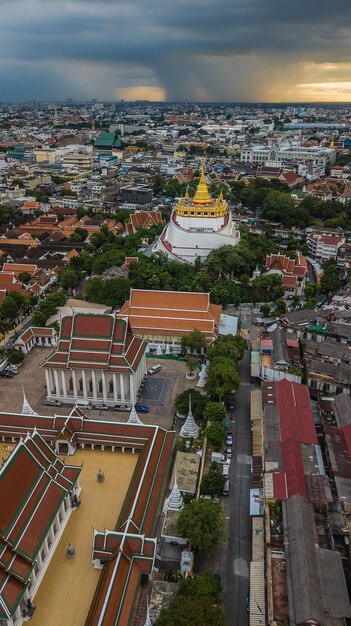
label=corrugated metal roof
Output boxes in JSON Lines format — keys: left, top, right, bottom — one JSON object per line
{"left": 252, "top": 517, "right": 264, "bottom": 562}
{"left": 250, "top": 561, "right": 266, "bottom": 626}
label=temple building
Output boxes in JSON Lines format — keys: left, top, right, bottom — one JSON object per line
{"left": 117, "top": 289, "right": 221, "bottom": 354}
{"left": 42, "top": 313, "right": 147, "bottom": 407}
{"left": 0, "top": 431, "right": 81, "bottom": 625}
{"left": 152, "top": 164, "right": 240, "bottom": 264}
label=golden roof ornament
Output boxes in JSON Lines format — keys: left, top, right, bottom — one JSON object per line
{"left": 192, "top": 162, "right": 212, "bottom": 204}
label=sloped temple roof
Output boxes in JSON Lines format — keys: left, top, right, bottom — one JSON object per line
{"left": 0, "top": 411, "right": 173, "bottom": 625}
{"left": 43, "top": 313, "right": 146, "bottom": 372}
{"left": 0, "top": 431, "right": 81, "bottom": 621}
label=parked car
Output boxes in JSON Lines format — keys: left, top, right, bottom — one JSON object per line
{"left": 95, "top": 404, "right": 109, "bottom": 411}
{"left": 4, "top": 368, "right": 17, "bottom": 376}
{"left": 135, "top": 404, "right": 150, "bottom": 413}
{"left": 45, "top": 399, "right": 62, "bottom": 407}
{"left": 225, "top": 433, "right": 233, "bottom": 446}
{"left": 227, "top": 402, "right": 235, "bottom": 412}
{"left": 7, "top": 365, "right": 18, "bottom": 374}
{"left": 147, "top": 364, "right": 162, "bottom": 375}
{"left": 113, "top": 404, "right": 131, "bottom": 412}
{"left": 0, "top": 370, "right": 13, "bottom": 378}
{"left": 226, "top": 447, "right": 233, "bottom": 460}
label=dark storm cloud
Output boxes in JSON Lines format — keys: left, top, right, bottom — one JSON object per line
{"left": 0, "top": 0, "right": 350, "bottom": 100}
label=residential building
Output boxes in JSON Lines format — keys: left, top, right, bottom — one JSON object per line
{"left": 120, "top": 185, "right": 153, "bottom": 207}
{"left": 307, "top": 233, "right": 344, "bottom": 261}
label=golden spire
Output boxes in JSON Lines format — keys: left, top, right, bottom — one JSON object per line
{"left": 330, "top": 135, "right": 334, "bottom": 148}
{"left": 192, "top": 162, "right": 212, "bottom": 204}
{"left": 218, "top": 190, "right": 224, "bottom": 202}
{"left": 184, "top": 186, "right": 189, "bottom": 199}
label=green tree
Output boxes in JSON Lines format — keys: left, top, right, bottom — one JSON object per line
{"left": 68, "top": 226, "right": 88, "bottom": 243}
{"left": 275, "top": 298, "right": 286, "bottom": 315}
{"left": 260, "top": 303, "right": 271, "bottom": 317}
{"left": 156, "top": 573, "right": 228, "bottom": 626}
{"left": 59, "top": 267, "right": 80, "bottom": 291}
{"left": 203, "top": 401, "right": 226, "bottom": 423}
{"left": 1, "top": 296, "right": 19, "bottom": 320}
{"left": 205, "top": 422, "right": 226, "bottom": 450}
{"left": 304, "top": 281, "right": 319, "bottom": 300}
{"left": 207, "top": 334, "right": 247, "bottom": 363}
{"left": 206, "top": 357, "right": 240, "bottom": 401}
{"left": 174, "top": 389, "right": 207, "bottom": 419}
{"left": 18, "top": 271, "right": 32, "bottom": 284}
{"left": 180, "top": 329, "right": 207, "bottom": 353}
{"left": 320, "top": 261, "right": 341, "bottom": 293}
{"left": 177, "top": 498, "right": 225, "bottom": 551}
{"left": 6, "top": 348, "right": 24, "bottom": 365}
{"left": 201, "top": 466, "right": 226, "bottom": 497}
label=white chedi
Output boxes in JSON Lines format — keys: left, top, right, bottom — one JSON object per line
{"left": 127, "top": 405, "right": 143, "bottom": 425}
{"left": 163, "top": 473, "right": 184, "bottom": 514}
{"left": 180, "top": 394, "right": 199, "bottom": 439}
{"left": 21, "top": 384, "right": 38, "bottom": 417}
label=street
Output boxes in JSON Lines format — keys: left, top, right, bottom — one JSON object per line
{"left": 195, "top": 314, "right": 256, "bottom": 626}
{"left": 223, "top": 324, "right": 253, "bottom": 626}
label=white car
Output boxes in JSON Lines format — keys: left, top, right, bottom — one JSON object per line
{"left": 95, "top": 404, "right": 109, "bottom": 411}
{"left": 147, "top": 364, "right": 162, "bottom": 375}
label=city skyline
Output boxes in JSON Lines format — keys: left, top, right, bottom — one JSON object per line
{"left": 0, "top": 0, "right": 350, "bottom": 103}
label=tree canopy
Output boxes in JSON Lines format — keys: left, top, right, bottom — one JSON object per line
{"left": 207, "top": 334, "right": 247, "bottom": 363}
{"left": 175, "top": 389, "right": 207, "bottom": 419}
{"left": 201, "top": 465, "right": 227, "bottom": 498}
{"left": 177, "top": 498, "right": 225, "bottom": 552}
{"left": 206, "top": 357, "right": 240, "bottom": 401}
{"left": 203, "top": 401, "right": 226, "bottom": 423}
{"left": 205, "top": 422, "right": 226, "bottom": 450}
{"left": 156, "top": 573, "right": 228, "bottom": 626}
{"left": 181, "top": 329, "right": 207, "bottom": 353}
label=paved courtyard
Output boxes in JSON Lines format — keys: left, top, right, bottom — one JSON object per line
{"left": 0, "top": 350, "right": 200, "bottom": 431}
{"left": 30, "top": 449, "right": 138, "bottom": 626}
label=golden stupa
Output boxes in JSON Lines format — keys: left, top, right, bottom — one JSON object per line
{"left": 176, "top": 163, "right": 228, "bottom": 218}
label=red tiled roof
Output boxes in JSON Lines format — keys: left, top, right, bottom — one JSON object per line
{"left": 118, "top": 289, "right": 221, "bottom": 345}
{"left": 43, "top": 313, "right": 146, "bottom": 373}
{"left": 0, "top": 432, "right": 80, "bottom": 618}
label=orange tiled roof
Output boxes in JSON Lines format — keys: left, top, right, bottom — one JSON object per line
{"left": 118, "top": 289, "right": 221, "bottom": 344}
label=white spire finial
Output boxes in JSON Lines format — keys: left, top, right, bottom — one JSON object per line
{"left": 21, "top": 384, "right": 38, "bottom": 416}
{"left": 127, "top": 405, "right": 143, "bottom": 425}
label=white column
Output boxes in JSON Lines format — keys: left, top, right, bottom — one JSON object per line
{"left": 45, "top": 370, "right": 51, "bottom": 395}
{"left": 72, "top": 370, "right": 78, "bottom": 399}
{"left": 37, "top": 551, "right": 43, "bottom": 570}
{"left": 61, "top": 371, "right": 67, "bottom": 400}
{"left": 82, "top": 370, "right": 88, "bottom": 400}
{"left": 130, "top": 375, "right": 135, "bottom": 404}
{"left": 113, "top": 373, "right": 118, "bottom": 403}
{"left": 49, "top": 370, "right": 54, "bottom": 396}
{"left": 92, "top": 370, "right": 98, "bottom": 401}
{"left": 120, "top": 374, "right": 125, "bottom": 402}
{"left": 102, "top": 371, "right": 107, "bottom": 403}
{"left": 54, "top": 370, "right": 60, "bottom": 398}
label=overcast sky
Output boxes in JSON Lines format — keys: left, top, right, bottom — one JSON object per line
{"left": 1, "top": 0, "right": 351, "bottom": 102}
